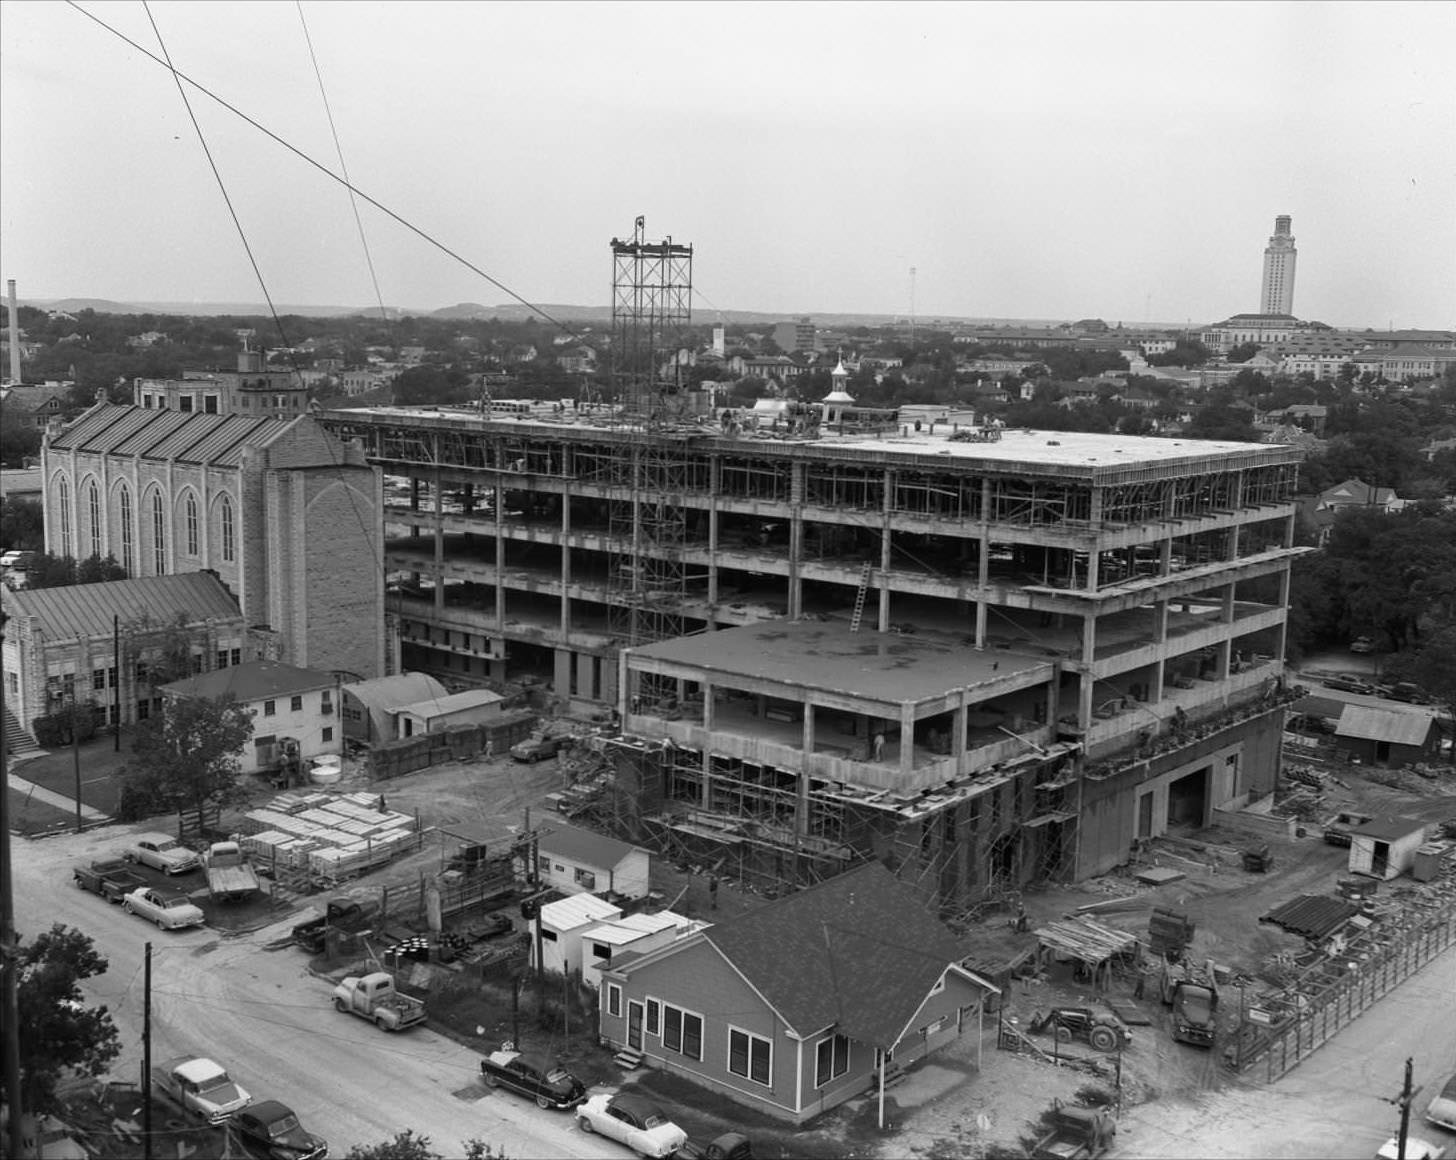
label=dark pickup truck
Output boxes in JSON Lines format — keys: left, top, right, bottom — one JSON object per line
{"left": 74, "top": 858, "right": 149, "bottom": 903}
{"left": 292, "top": 899, "right": 375, "bottom": 954}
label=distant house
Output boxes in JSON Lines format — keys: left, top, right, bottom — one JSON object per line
{"left": 598, "top": 861, "right": 999, "bottom": 1124}
{"left": 341, "top": 672, "right": 449, "bottom": 746}
{"left": 160, "top": 659, "right": 340, "bottom": 775}
{"left": 0, "top": 467, "right": 43, "bottom": 502}
{"left": 1, "top": 383, "right": 72, "bottom": 429}
{"left": 1299, "top": 478, "right": 1404, "bottom": 546}
{"left": 1333, "top": 705, "right": 1442, "bottom": 767}
{"left": 535, "top": 824, "right": 651, "bottom": 900}
{"left": 392, "top": 687, "right": 503, "bottom": 737}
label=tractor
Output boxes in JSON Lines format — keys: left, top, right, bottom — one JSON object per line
{"left": 1028, "top": 1006, "right": 1132, "bottom": 1053}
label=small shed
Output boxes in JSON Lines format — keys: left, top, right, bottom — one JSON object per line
{"left": 533, "top": 892, "right": 622, "bottom": 977}
{"left": 1032, "top": 915, "right": 1141, "bottom": 991}
{"left": 1347, "top": 815, "right": 1427, "bottom": 880}
{"left": 1333, "top": 706, "right": 1442, "bottom": 767}
{"left": 342, "top": 672, "right": 448, "bottom": 745}
{"left": 579, "top": 910, "right": 703, "bottom": 991}
{"left": 536, "top": 824, "right": 651, "bottom": 900}
{"left": 392, "top": 688, "right": 503, "bottom": 736}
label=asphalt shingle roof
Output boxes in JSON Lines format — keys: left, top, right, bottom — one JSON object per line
{"left": 162, "top": 659, "right": 335, "bottom": 703}
{"left": 703, "top": 861, "right": 976, "bottom": 1049}
{"left": 2, "top": 571, "right": 240, "bottom": 640}
{"left": 538, "top": 824, "right": 639, "bottom": 869}
{"left": 1335, "top": 706, "right": 1436, "bottom": 746}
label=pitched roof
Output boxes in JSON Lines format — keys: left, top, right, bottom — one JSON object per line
{"left": 341, "top": 672, "right": 448, "bottom": 711}
{"left": 702, "top": 861, "right": 978, "bottom": 1048}
{"left": 1348, "top": 815, "right": 1425, "bottom": 842}
{"left": 538, "top": 824, "right": 641, "bottom": 869}
{"left": 391, "top": 688, "right": 503, "bottom": 718}
{"left": 161, "top": 659, "right": 335, "bottom": 702}
{"left": 1260, "top": 894, "right": 1359, "bottom": 940}
{"left": 540, "top": 892, "right": 622, "bottom": 930}
{"left": 2, "top": 571, "right": 240, "bottom": 640}
{"left": 1335, "top": 706, "right": 1437, "bottom": 745}
{"left": 47, "top": 403, "right": 292, "bottom": 467}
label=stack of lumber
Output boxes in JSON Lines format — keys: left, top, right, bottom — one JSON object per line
{"left": 238, "top": 791, "right": 417, "bottom": 881}
{"left": 1148, "top": 906, "right": 1196, "bottom": 957}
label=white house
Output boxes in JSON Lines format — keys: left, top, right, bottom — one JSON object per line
{"left": 579, "top": 910, "right": 705, "bottom": 991}
{"left": 1347, "top": 816, "right": 1427, "bottom": 881}
{"left": 392, "top": 687, "right": 503, "bottom": 736}
{"left": 535, "top": 824, "right": 652, "bottom": 900}
{"left": 160, "top": 660, "right": 340, "bottom": 774}
{"left": 532, "top": 893, "right": 622, "bottom": 977}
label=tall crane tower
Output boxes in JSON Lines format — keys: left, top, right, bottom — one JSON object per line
{"left": 606, "top": 217, "right": 696, "bottom": 647}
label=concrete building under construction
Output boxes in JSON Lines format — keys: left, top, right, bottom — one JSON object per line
{"left": 319, "top": 397, "right": 1306, "bottom": 908}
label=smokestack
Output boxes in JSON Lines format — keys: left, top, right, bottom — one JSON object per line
{"left": 6, "top": 279, "right": 20, "bottom": 385}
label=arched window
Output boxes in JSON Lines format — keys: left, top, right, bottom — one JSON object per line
{"left": 185, "top": 494, "right": 199, "bottom": 556}
{"left": 57, "top": 476, "right": 72, "bottom": 556}
{"left": 119, "top": 486, "right": 135, "bottom": 574}
{"left": 151, "top": 491, "right": 166, "bottom": 574}
{"left": 220, "top": 494, "right": 236, "bottom": 563}
{"left": 88, "top": 481, "right": 102, "bottom": 559}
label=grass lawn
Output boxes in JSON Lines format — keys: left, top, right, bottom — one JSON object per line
{"left": 11, "top": 736, "right": 132, "bottom": 816}
{"left": 6, "top": 785, "right": 81, "bottom": 836}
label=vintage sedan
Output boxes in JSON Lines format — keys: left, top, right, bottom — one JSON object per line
{"left": 122, "top": 887, "right": 206, "bottom": 930}
{"left": 1427, "top": 1070, "right": 1456, "bottom": 1133}
{"left": 480, "top": 1048, "right": 586, "bottom": 1110}
{"left": 577, "top": 1092, "right": 687, "bottom": 1159}
{"left": 1376, "top": 1137, "right": 1446, "bottom": 1160}
{"left": 228, "top": 1099, "right": 328, "bottom": 1160}
{"left": 125, "top": 833, "right": 201, "bottom": 875}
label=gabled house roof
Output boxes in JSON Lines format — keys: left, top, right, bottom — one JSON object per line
{"left": 700, "top": 861, "right": 989, "bottom": 1049}
{"left": 2, "top": 571, "right": 241, "bottom": 640}
{"left": 1348, "top": 815, "right": 1426, "bottom": 843}
{"left": 1320, "top": 478, "right": 1396, "bottom": 508}
{"left": 162, "top": 659, "right": 335, "bottom": 703}
{"left": 538, "top": 824, "right": 642, "bottom": 869}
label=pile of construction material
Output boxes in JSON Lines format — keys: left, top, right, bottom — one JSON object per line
{"left": 237, "top": 791, "right": 419, "bottom": 884}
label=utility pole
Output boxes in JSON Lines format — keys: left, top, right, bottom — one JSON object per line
{"left": 71, "top": 696, "right": 82, "bottom": 834}
{"left": 113, "top": 614, "right": 121, "bottom": 753}
{"left": 1, "top": 610, "right": 27, "bottom": 1160}
{"left": 142, "top": 942, "right": 153, "bottom": 1160}
{"left": 1396, "top": 1056, "right": 1416, "bottom": 1160}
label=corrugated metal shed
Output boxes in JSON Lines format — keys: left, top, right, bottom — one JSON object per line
{"left": 2, "top": 571, "right": 240, "bottom": 640}
{"left": 1259, "top": 895, "right": 1359, "bottom": 940}
{"left": 1335, "top": 706, "right": 1436, "bottom": 746}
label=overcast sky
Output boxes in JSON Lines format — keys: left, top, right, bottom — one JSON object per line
{"left": 2, "top": 1, "right": 1452, "bottom": 328}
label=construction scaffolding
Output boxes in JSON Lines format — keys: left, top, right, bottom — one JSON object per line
{"left": 607, "top": 216, "right": 696, "bottom": 646}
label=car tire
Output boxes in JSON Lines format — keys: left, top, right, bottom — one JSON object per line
{"left": 578, "top": 1117, "right": 593, "bottom": 1134}
{"left": 1090, "top": 1027, "right": 1118, "bottom": 1052}
{"left": 156, "top": 918, "right": 167, "bottom": 929}
{"left": 333, "top": 998, "right": 347, "bottom": 1013}
{"left": 75, "top": 875, "right": 85, "bottom": 888}
{"left": 1054, "top": 1025, "right": 1073, "bottom": 1044}
{"left": 535, "top": 1094, "right": 551, "bottom": 1110}
{"left": 482, "top": 1071, "right": 499, "bottom": 1088}
{"left": 123, "top": 902, "right": 135, "bottom": 915}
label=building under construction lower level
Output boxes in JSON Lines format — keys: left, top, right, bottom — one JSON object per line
{"left": 320, "top": 402, "right": 1307, "bottom": 909}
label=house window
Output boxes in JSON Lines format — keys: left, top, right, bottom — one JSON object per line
{"left": 185, "top": 494, "right": 199, "bottom": 556}
{"left": 88, "top": 481, "right": 102, "bottom": 558}
{"left": 291, "top": 695, "right": 303, "bottom": 712}
{"left": 573, "top": 868, "right": 597, "bottom": 890}
{"left": 815, "top": 1034, "right": 850, "bottom": 1087}
{"left": 728, "top": 1028, "right": 772, "bottom": 1086}
{"left": 119, "top": 485, "right": 135, "bottom": 573}
{"left": 322, "top": 726, "right": 333, "bottom": 742}
{"left": 136, "top": 699, "right": 150, "bottom": 720}
{"left": 646, "top": 998, "right": 660, "bottom": 1036}
{"left": 230, "top": 648, "right": 241, "bottom": 666}
{"left": 151, "top": 491, "right": 166, "bottom": 573}
{"left": 263, "top": 700, "right": 276, "bottom": 716}
{"left": 220, "top": 494, "right": 236, "bottom": 563}
{"left": 606, "top": 984, "right": 622, "bottom": 1018}
{"left": 216, "top": 650, "right": 229, "bottom": 669}
{"left": 662, "top": 1005, "right": 703, "bottom": 1061}
{"left": 540, "top": 929, "right": 557, "bottom": 942}
{"left": 592, "top": 942, "right": 611, "bottom": 961}
{"left": 93, "top": 669, "right": 107, "bottom": 691}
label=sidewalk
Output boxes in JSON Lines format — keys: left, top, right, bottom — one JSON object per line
{"left": 7, "top": 773, "right": 109, "bottom": 822}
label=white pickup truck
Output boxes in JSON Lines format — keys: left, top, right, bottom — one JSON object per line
{"left": 201, "top": 841, "right": 260, "bottom": 902}
{"left": 152, "top": 1055, "right": 252, "bottom": 1124}
{"left": 331, "top": 971, "right": 426, "bottom": 1031}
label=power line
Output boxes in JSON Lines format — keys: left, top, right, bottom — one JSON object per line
{"left": 66, "top": 1, "right": 585, "bottom": 341}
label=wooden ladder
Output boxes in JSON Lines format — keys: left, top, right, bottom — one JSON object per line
{"left": 849, "top": 562, "right": 873, "bottom": 633}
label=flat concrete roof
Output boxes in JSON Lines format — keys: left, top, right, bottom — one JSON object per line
{"left": 629, "top": 619, "right": 1052, "bottom": 704}
{"left": 330, "top": 406, "right": 1293, "bottom": 474}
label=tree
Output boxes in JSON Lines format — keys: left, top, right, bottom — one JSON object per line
{"left": 7, "top": 925, "right": 122, "bottom": 1117}
{"left": 76, "top": 553, "right": 128, "bottom": 583}
{"left": 123, "top": 693, "right": 254, "bottom": 832}
{"left": 19, "top": 552, "right": 78, "bottom": 589}
{"left": 345, "top": 1132, "right": 504, "bottom": 1159}
{"left": 0, "top": 421, "right": 42, "bottom": 468}
{"left": 0, "top": 495, "right": 44, "bottom": 551}
{"left": 1405, "top": 627, "right": 1456, "bottom": 760}
{"left": 1226, "top": 342, "right": 1260, "bottom": 363}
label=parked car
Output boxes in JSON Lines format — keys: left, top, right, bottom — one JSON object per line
{"left": 1385, "top": 682, "right": 1431, "bottom": 705}
{"left": 1426, "top": 1070, "right": 1456, "bottom": 1133}
{"left": 152, "top": 1056, "right": 251, "bottom": 1124}
{"left": 228, "top": 1099, "right": 327, "bottom": 1160}
{"left": 1323, "top": 675, "right": 1377, "bottom": 695}
{"left": 510, "top": 733, "right": 568, "bottom": 763}
{"left": 73, "top": 858, "right": 148, "bottom": 903}
{"left": 1376, "top": 1137, "right": 1446, "bottom": 1160}
{"left": 1349, "top": 636, "right": 1376, "bottom": 654}
{"left": 674, "top": 1133, "right": 754, "bottom": 1160}
{"left": 124, "top": 833, "right": 201, "bottom": 875}
{"left": 480, "top": 1047, "right": 586, "bottom": 1109}
{"left": 577, "top": 1092, "right": 687, "bottom": 1159}
{"left": 122, "top": 886, "right": 206, "bottom": 930}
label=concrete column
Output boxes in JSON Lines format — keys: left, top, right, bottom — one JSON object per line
{"left": 494, "top": 467, "right": 505, "bottom": 629}
{"left": 702, "top": 682, "right": 715, "bottom": 729}
{"left": 1223, "top": 583, "right": 1236, "bottom": 623}
{"left": 1157, "top": 600, "right": 1170, "bottom": 641}
{"left": 707, "top": 464, "right": 720, "bottom": 609}
{"left": 879, "top": 468, "right": 893, "bottom": 632}
{"left": 559, "top": 485, "right": 571, "bottom": 634}
{"left": 802, "top": 697, "right": 815, "bottom": 755}
{"left": 952, "top": 700, "right": 967, "bottom": 769}
{"left": 788, "top": 463, "right": 803, "bottom": 618}
{"left": 899, "top": 703, "right": 915, "bottom": 777}
{"left": 1218, "top": 639, "right": 1232, "bottom": 679}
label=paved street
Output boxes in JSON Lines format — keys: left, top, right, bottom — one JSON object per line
{"left": 1115, "top": 940, "right": 1456, "bottom": 1158}
{"left": 11, "top": 827, "right": 623, "bottom": 1160}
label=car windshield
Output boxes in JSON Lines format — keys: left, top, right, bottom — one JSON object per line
{"left": 154, "top": 839, "right": 180, "bottom": 853}
{"left": 268, "top": 1114, "right": 300, "bottom": 1135}
{"left": 642, "top": 1112, "right": 667, "bottom": 1128}
{"left": 546, "top": 1066, "right": 571, "bottom": 1083}
{"left": 195, "top": 1072, "right": 231, "bottom": 1093}
{"left": 1181, "top": 993, "right": 1212, "bottom": 1020}
{"left": 164, "top": 898, "right": 190, "bottom": 909}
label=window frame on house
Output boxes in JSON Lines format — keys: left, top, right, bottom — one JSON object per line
{"left": 814, "top": 1033, "right": 850, "bottom": 1087}
{"left": 573, "top": 867, "right": 597, "bottom": 890}
{"left": 645, "top": 997, "right": 660, "bottom": 1037}
{"left": 661, "top": 1003, "right": 704, "bottom": 1061}
{"left": 606, "top": 983, "right": 622, "bottom": 1018}
{"left": 263, "top": 700, "right": 276, "bottom": 717}
{"left": 727, "top": 1026, "right": 772, "bottom": 1087}
{"left": 290, "top": 695, "right": 303, "bottom": 712}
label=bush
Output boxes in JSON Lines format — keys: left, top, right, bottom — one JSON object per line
{"left": 31, "top": 705, "right": 105, "bottom": 748}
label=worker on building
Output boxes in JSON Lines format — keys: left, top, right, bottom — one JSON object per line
{"left": 872, "top": 732, "right": 886, "bottom": 761}
{"left": 709, "top": 875, "right": 719, "bottom": 910}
